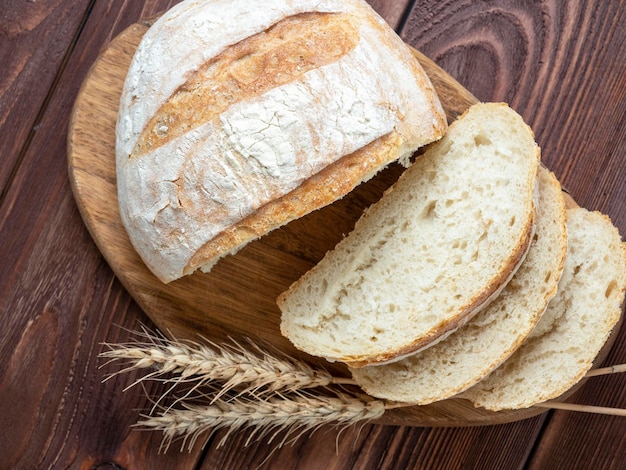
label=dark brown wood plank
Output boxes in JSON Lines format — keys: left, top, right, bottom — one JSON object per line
{"left": 199, "top": 415, "right": 546, "bottom": 469}
{"left": 528, "top": 376, "right": 626, "bottom": 470}
{"left": 402, "top": 0, "right": 626, "bottom": 222}
{"left": 0, "top": 1, "right": 203, "bottom": 468}
{"left": 402, "top": 1, "right": 626, "bottom": 469}
{"left": 0, "top": 0, "right": 92, "bottom": 199}
{"left": 2, "top": 0, "right": 624, "bottom": 468}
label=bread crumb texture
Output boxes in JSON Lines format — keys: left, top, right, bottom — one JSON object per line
{"left": 350, "top": 167, "right": 567, "bottom": 404}
{"left": 463, "top": 208, "right": 626, "bottom": 410}
{"left": 279, "top": 102, "right": 540, "bottom": 366}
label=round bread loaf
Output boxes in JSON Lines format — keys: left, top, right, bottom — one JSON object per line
{"left": 115, "top": 0, "right": 447, "bottom": 283}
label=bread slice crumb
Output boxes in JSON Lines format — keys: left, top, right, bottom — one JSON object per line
{"left": 350, "top": 166, "right": 567, "bottom": 403}
{"left": 279, "top": 102, "right": 540, "bottom": 366}
{"left": 462, "top": 207, "right": 626, "bottom": 411}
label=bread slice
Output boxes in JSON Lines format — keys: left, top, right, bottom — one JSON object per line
{"left": 349, "top": 166, "right": 567, "bottom": 403}
{"left": 462, "top": 207, "right": 626, "bottom": 411}
{"left": 115, "top": 0, "right": 447, "bottom": 283}
{"left": 278, "top": 103, "right": 540, "bottom": 367}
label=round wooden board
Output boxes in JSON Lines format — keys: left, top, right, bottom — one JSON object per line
{"left": 67, "top": 19, "right": 611, "bottom": 427}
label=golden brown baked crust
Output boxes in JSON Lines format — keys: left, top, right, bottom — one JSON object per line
{"left": 133, "top": 12, "right": 361, "bottom": 158}
{"left": 186, "top": 132, "right": 410, "bottom": 274}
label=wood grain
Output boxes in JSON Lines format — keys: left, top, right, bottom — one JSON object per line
{"left": 1, "top": 0, "right": 625, "bottom": 468}
{"left": 0, "top": 1, "right": 204, "bottom": 468}
{"left": 0, "top": 0, "right": 92, "bottom": 198}
{"left": 404, "top": 1, "right": 626, "bottom": 469}
{"left": 402, "top": 0, "right": 626, "bottom": 218}
{"left": 196, "top": 414, "right": 548, "bottom": 469}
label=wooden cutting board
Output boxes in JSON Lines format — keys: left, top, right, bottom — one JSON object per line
{"left": 67, "top": 18, "right": 614, "bottom": 427}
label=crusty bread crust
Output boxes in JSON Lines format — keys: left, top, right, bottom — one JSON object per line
{"left": 116, "top": 0, "right": 447, "bottom": 283}
{"left": 132, "top": 12, "right": 361, "bottom": 158}
{"left": 186, "top": 132, "right": 412, "bottom": 274}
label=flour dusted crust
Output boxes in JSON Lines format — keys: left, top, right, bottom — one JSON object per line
{"left": 116, "top": 0, "right": 447, "bottom": 283}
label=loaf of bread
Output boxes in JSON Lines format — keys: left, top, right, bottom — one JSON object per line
{"left": 462, "top": 207, "right": 626, "bottom": 410}
{"left": 115, "top": 0, "right": 447, "bottom": 283}
{"left": 350, "top": 166, "right": 567, "bottom": 403}
{"left": 278, "top": 103, "right": 540, "bottom": 367}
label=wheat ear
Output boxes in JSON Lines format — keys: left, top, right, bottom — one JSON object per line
{"left": 99, "top": 329, "right": 352, "bottom": 400}
{"left": 101, "top": 328, "right": 626, "bottom": 454}
{"left": 138, "top": 392, "right": 386, "bottom": 452}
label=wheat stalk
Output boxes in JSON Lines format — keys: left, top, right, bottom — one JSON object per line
{"left": 138, "top": 392, "right": 386, "bottom": 452}
{"left": 535, "top": 401, "right": 626, "bottom": 417}
{"left": 584, "top": 363, "right": 626, "bottom": 377}
{"left": 100, "top": 328, "right": 385, "bottom": 452}
{"left": 101, "top": 327, "right": 626, "bottom": 454}
{"left": 100, "top": 328, "right": 348, "bottom": 401}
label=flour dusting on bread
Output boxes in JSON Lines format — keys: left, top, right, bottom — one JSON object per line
{"left": 116, "top": 0, "right": 446, "bottom": 283}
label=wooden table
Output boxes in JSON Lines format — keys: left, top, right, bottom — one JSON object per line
{"left": 2, "top": 1, "right": 625, "bottom": 468}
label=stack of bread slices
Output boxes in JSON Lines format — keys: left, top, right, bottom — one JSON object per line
{"left": 278, "top": 102, "right": 626, "bottom": 411}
